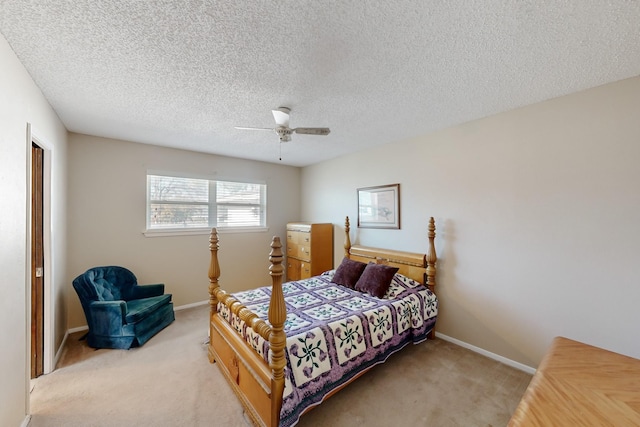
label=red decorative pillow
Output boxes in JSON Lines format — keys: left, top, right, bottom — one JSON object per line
{"left": 331, "top": 258, "right": 367, "bottom": 289}
{"left": 354, "top": 263, "right": 399, "bottom": 298}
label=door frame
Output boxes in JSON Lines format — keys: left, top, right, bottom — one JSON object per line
{"left": 31, "top": 142, "right": 44, "bottom": 378}
{"left": 26, "top": 123, "right": 54, "bottom": 375}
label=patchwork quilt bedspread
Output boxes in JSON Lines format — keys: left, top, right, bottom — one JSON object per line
{"left": 218, "top": 270, "right": 438, "bottom": 427}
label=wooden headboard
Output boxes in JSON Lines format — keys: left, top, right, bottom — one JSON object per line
{"left": 342, "top": 216, "right": 437, "bottom": 294}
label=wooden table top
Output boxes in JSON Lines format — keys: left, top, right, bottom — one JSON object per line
{"left": 509, "top": 336, "right": 640, "bottom": 427}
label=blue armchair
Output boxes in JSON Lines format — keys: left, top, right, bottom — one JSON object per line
{"left": 72, "top": 266, "right": 175, "bottom": 349}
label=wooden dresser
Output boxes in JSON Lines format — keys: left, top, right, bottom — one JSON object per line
{"left": 509, "top": 336, "right": 640, "bottom": 426}
{"left": 286, "top": 222, "right": 333, "bottom": 281}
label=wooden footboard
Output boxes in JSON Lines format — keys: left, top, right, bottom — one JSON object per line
{"left": 208, "top": 216, "right": 438, "bottom": 426}
{"left": 208, "top": 231, "right": 286, "bottom": 427}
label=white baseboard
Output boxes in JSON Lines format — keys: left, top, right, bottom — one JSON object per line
{"left": 65, "top": 300, "right": 209, "bottom": 335}
{"left": 52, "top": 330, "right": 70, "bottom": 371}
{"left": 435, "top": 332, "right": 536, "bottom": 375}
{"left": 55, "top": 326, "right": 88, "bottom": 371}
{"left": 21, "top": 414, "right": 31, "bottom": 427}
{"left": 67, "top": 325, "right": 89, "bottom": 334}
{"left": 174, "top": 300, "right": 209, "bottom": 311}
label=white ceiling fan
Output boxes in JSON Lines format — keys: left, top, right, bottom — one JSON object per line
{"left": 235, "top": 107, "right": 330, "bottom": 142}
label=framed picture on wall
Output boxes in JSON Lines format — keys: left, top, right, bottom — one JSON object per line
{"left": 357, "top": 184, "right": 400, "bottom": 229}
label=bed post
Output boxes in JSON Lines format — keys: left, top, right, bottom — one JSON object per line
{"left": 426, "top": 217, "right": 437, "bottom": 295}
{"left": 426, "top": 218, "right": 437, "bottom": 339}
{"left": 344, "top": 216, "right": 351, "bottom": 258}
{"left": 208, "top": 228, "right": 220, "bottom": 363}
{"left": 268, "top": 236, "right": 286, "bottom": 427}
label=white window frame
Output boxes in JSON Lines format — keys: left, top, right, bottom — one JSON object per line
{"left": 143, "top": 172, "right": 268, "bottom": 237}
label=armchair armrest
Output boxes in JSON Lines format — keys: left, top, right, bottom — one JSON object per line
{"left": 130, "top": 283, "right": 165, "bottom": 299}
{"left": 90, "top": 300, "right": 127, "bottom": 335}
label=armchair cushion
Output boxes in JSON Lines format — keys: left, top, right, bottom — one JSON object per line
{"left": 72, "top": 266, "right": 175, "bottom": 349}
{"left": 125, "top": 294, "right": 172, "bottom": 323}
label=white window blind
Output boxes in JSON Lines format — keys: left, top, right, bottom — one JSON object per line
{"left": 147, "top": 174, "right": 266, "bottom": 230}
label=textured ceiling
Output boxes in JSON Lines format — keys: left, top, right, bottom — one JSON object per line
{"left": 1, "top": 1, "right": 639, "bottom": 167}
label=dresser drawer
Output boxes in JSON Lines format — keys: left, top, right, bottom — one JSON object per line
{"left": 287, "top": 230, "right": 310, "bottom": 245}
{"left": 299, "top": 261, "right": 311, "bottom": 279}
{"left": 286, "top": 258, "right": 312, "bottom": 281}
{"left": 295, "top": 243, "right": 311, "bottom": 261}
{"left": 287, "top": 258, "right": 300, "bottom": 281}
{"left": 286, "top": 242, "right": 307, "bottom": 260}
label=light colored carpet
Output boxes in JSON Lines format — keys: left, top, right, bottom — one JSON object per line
{"left": 29, "top": 305, "right": 531, "bottom": 427}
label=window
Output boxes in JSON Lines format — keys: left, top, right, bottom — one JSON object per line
{"left": 146, "top": 174, "right": 266, "bottom": 231}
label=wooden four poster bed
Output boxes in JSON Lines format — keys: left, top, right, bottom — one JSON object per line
{"left": 207, "top": 216, "right": 438, "bottom": 427}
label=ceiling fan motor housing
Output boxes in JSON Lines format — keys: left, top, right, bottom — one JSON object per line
{"left": 276, "top": 127, "right": 292, "bottom": 142}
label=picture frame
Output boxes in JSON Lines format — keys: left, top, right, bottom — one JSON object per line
{"left": 357, "top": 184, "right": 400, "bottom": 229}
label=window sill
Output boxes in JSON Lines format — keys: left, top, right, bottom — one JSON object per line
{"left": 142, "top": 227, "right": 269, "bottom": 238}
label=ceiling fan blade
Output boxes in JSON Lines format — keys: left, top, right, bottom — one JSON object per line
{"left": 272, "top": 107, "right": 291, "bottom": 127}
{"left": 293, "top": 127, "right": 331, "bottom": 136}
{"left": 234, "top": 126, "right": 274, "bottom": 131}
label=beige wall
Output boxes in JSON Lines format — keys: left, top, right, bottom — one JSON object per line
{"left": 0, "top": 35, "right": 68, "bottom": 426}
{"left": 66, "top": 134, "right": 300, "bottom": 328}
{"left": 301, "top": 76, "right": 640, "bottom": 368}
